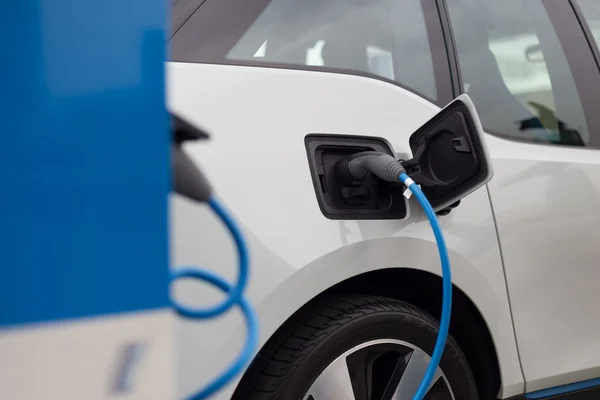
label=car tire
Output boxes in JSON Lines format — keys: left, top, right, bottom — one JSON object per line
{"left": 239, "top": 294, "right": 479, "bottom": 400}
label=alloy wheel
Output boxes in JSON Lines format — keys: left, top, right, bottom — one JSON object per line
{"left": 302, "top": 339, "right": 455, "bottom": 400}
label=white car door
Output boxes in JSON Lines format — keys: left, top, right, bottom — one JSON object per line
{"left": 446, "top": 0, "right": 600, "bottom": 394}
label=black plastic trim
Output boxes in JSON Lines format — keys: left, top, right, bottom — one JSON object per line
{"left": 436, "top": 0, "right": 462, "bottom": 97}
{"left": 422, "top": 0, "right": 454, "bottom": 104}
{"left": 570, "top": 0, "right": 600, "bottom": 73}
{"left": 304, "top": 134, "right": 408, "bottom": 220}
{"left": 504, "top": 384, "right": 600, "bottom": 399}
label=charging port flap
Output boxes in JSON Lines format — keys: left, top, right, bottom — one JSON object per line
{"left": 404, "top": 94, "right": 493, "bottom": 211}
{"left": 305, "top": 134, "right": 408, "bottom": 220}
{"left": 303, "top": 95, "right": 492, "bottom": 220}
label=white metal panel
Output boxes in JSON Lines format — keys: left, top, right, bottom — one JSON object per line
{"left": 486, "top": 133, "right": 600, "bottom": 392}
{"left": 167, "top": 62, "right": 524, "bottom": 399}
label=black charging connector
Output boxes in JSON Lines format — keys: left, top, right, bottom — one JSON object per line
{"left": 335, "top": 150, "right": 460, "bottom": 217}
{"left": 171, "top": 113, "right": 212, "bottom": 203}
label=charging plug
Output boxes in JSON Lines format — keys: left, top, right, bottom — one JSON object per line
{"left": 336, "top": 151, "right": 406, "bottom": 183}
{"left": 171, "top": 113, "right": 212, "bottom": 203}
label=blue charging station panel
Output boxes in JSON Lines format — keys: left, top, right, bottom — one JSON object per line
{"left": 0, "top": 0, "right": 170, "bottom": 327}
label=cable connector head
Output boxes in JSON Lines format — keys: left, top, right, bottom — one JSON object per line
{"left": 341, "top": 151, "right": 406, "bottom": 183}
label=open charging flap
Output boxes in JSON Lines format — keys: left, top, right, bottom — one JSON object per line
{"left": 304, "top": 94, "right": 493, "bottom": 219}
{"left": 402, "top": 94, "right": 493, "bottom": 211}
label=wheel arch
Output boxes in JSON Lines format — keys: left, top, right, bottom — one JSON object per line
{"left": 230, "top": 237, "right": 518, "bottom": 398}
{"left": 326, "top": 268, "right": 501, "bottom": 399}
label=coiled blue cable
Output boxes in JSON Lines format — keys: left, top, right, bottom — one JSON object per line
{"left": 170, "top": 195, "right": 259, "bottom": 400}
{"left": 399, "top": 172, "right": 452, "bottom": 400}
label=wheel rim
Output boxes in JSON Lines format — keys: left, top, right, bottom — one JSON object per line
{"left": 302, "top": 339, "right": 456, "bottom": 400}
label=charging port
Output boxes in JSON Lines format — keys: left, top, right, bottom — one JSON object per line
{"left": 305, "top": 134, "right": 408, "bottom": 220}
{"left": 304, "top": 96, "right": 493, "bottom": 220}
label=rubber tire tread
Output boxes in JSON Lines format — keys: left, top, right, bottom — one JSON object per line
{"left": 241, "top": 294, "right": 478, "bottom": 400}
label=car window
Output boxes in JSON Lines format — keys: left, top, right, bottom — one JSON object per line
{"left": 170, "top": 0, "right": 453, "bottom": 106}
{"left": 578, "top": 0, "right": 600, "bottom": 49}
{"left": 446, "top": 0, "right": 591, "bottom": 147}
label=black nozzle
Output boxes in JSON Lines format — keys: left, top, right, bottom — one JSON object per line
{"left": 171, "top": 145, "right": 212, "bottom": 203}
{"left": 341, "top": 151, "right": 406, "bottom": 183}
{"left": 172, "top": 113, "right": 209, "bottom": 145}
{"left": 170, "top": 112, "right": 212, "bottom": 203}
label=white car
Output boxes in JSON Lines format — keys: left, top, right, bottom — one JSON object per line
{"left": 167, "top": 0, "right": 600, "bottom": 399}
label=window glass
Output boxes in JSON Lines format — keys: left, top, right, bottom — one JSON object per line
{"left": 174, "top": 0, "right": 450, "bottom": 104}
{"left": 446, "top": 0, "right": 590, "bottom": 146}
{"left": 578, "top": 0, "right": 600, "bottom": 48}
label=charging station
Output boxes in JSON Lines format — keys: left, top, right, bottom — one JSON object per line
{"left": 0, "top": 1, "right": 173, "bottom": 398}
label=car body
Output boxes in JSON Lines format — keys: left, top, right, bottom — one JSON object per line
{"left": 167, "top": 0, "right": 600, "bottom": 398}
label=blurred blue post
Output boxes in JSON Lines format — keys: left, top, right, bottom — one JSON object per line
{"left": 0, "top": 0, "right": 172, "bottom": 398}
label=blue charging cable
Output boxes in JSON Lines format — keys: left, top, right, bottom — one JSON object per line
{"left": 170, "top": 138, "right": 451, "bottom": 400}
{"left": 340, "top": 150, "right": 454, "bottom": 399}
{"left": 170, "top": 196, "right": 259, "bottom": 400}
{"left": 399, "top": 172, "right": 452, "bottom": 400}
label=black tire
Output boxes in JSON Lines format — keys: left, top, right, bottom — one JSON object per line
{"left": 236, "top": 295, "right": 478, "bottom": 400}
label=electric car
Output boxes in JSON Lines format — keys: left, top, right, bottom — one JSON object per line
{"left": 168, "top": 0, "right": 600, "bottom": 399}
